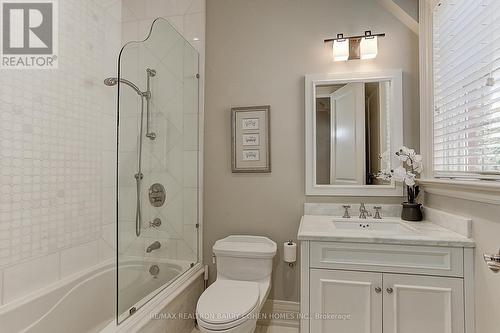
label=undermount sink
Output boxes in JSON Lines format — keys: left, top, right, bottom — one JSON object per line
{"left": 332, "top": 218, "right": 417, "bottom": 234}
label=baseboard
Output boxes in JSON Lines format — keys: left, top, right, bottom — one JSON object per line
{"left": 258, "top": 299, "right": 300, "bottom": 328}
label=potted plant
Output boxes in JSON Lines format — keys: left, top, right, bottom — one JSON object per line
{"left": 377, "top": 146, "right": 423, "bottom": 221}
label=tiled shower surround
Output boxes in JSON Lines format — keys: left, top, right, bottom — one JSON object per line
{"left": 0, "top": 0, "right": 205, "bottom": 306}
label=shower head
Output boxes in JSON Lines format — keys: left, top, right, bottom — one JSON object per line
{"left": 103, "top": 77, "right": 144, "bottom": 96}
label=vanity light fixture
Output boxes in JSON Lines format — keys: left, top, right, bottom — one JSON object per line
{"left": 332, "top": 34, "right": 349, "bottom": 62}
{"left": 325, "top": 30, "right": 385, "bottom": 61}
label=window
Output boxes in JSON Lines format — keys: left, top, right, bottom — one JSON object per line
{"left": 433, "top": 0, "right": 500, "bottom": 179}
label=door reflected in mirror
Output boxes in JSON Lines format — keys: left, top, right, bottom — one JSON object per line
{"left": 315, "top": 81, "right": 391, "bottom": 185}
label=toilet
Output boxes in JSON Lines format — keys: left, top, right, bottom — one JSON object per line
{"left": 196, "top": 235, "right": 277, "bottom": 333}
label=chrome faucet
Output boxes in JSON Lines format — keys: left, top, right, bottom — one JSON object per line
{"left": 146, "top": 241, "right": 161, "bottom": 253}
{"left": 359, "top": 203, "right": 372, "bottom": 219}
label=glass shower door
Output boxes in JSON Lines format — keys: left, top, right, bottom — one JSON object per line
{"left": 116, "top": 18, "right": 199, "bottom": 323}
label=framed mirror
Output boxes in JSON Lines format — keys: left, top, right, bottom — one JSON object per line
{"left": 305, "top": 70, "right": 403, "bottom": 196}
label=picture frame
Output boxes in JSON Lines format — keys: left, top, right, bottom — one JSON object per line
{"left": 231, "top": 105, "right": 271, "bottom": 173}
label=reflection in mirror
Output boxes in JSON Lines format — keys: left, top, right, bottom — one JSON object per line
{"left": 315, "top": 81, "right": 391, "bottom": 185}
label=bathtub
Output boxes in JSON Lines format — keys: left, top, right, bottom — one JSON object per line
{"left": 0, "top": 258, "right": 198, "bottom": 333}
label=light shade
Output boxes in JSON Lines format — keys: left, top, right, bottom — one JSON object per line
{"left": 332, "top": 39, "right": 349, "bottom": 61}
{"left": 360, "top": 36, "right": 378, "bottom": 59}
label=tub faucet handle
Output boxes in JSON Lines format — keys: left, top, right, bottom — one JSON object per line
{"left": 149, "top": 218, "right": 162, "bottom": 228}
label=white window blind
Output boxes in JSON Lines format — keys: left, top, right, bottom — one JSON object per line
{"left": 433, "top": 0, "right": 500, "bottom": 179}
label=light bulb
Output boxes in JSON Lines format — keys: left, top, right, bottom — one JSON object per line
{"left": 360, "top": 36, "right": 378, "bottom": 60}
{"left": 333, "top": 39, "right": 349, "bottom": 62}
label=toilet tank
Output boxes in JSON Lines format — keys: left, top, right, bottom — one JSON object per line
{"left": 213, "top": 235, "right": 277, "bottom": 281}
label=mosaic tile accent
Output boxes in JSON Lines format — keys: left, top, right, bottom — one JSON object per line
{"left": 0, "top": 0, "right": 122, "bottom": 304}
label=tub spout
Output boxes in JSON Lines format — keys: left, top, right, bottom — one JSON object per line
{"left": 146, "top": 241, "right": 161, "bottom": 253}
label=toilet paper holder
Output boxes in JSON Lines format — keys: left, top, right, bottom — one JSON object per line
{"left": 484, "top": 249, "right": 500, "bottom": 273}
{"left": 284, "top": 240, "right": 297, "bottom": 267}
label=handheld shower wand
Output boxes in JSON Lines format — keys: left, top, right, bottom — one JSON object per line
{"left": 104, "top": 69, "right": 157, "bottom": 237}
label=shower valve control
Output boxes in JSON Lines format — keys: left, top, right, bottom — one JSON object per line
{"left": 149, "top": 183, "right": 166, "bottom": 207}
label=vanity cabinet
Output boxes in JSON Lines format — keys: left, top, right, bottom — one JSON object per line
{"left": 310, "top": 269, "right": 382, "bottom": 333}
{"left": 310, "top": 269, "right": 464, "bottom": 333}
{"left": 382, "top": 273, "right": 464, "bottom": 333}
{"left": 301, "top": 241, "right": 474, "bottom": 333}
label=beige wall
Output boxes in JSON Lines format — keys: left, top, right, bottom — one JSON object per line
{"left": 204, "top": 0, "right": 419, "bottom": 301}
{"left": 424, "top": 194, "right": 500, "bottom": 333}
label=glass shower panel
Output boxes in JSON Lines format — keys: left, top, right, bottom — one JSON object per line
{"left": 116, "top": 18, "right": 199, "bottom": 323}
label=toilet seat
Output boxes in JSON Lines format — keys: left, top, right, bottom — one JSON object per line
{"left": 196, "top": 280, "right": 260, "bottom": 331}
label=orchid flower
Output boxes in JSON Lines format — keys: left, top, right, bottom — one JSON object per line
{"left": 375, "top": 146, "right": 423, "bottom": 203}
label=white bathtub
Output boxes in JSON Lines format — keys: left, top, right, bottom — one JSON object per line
{"left": 0, "top": 258, "right": 194, "bottom": 333}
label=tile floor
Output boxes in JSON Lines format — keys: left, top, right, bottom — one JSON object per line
{"left": 192, "top": 325, "right": 299, "bottom": 333}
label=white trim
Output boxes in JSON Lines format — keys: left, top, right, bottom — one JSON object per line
{"left": 305, "top": 70, "right": 404, "bottom": 196}
{"left": 418, "top": 0, "right": 500, "bottom": 204}
{"left": 419, "top": 0, "right": 500, "bottom": 189}
{"left": 377, "top": 0, "right": 419, "bottom": 35}
{"left": 258, "top": 299, "right": 300, "bottom": 328}
{"left": 419, "top": 178, "right": 500, "bottom": 205}
{"left": 419, "top": 0, "right": 435, "bottom": 179}
{"left": 299, "top": 241, "right": 310, "bottom": 333}
{"left": 464, "top": 248, "right": 476, "bottom": 333}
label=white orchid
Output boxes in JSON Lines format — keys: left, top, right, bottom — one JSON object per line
{"left": 375, "top": 146, "right": 423, "bottom": 203}
{"left": 393, "top": 166, "right": 415, "bottom": 186}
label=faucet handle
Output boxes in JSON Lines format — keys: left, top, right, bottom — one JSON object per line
{"left": 149, "top": 218, "right": 162, "bottom": 228}
{"left": 342, "top": 205, "right": 351, "bottom": 218}
{"left": 373, "top": 206, "right": 382, "bottom": 219}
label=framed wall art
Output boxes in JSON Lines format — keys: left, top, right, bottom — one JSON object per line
{"left": 231, "top": 105, "right": 271, "bottom": 173}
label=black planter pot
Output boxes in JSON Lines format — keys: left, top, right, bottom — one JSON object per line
{"left": 401, "top": 202, "right": 423, "bottom": 221}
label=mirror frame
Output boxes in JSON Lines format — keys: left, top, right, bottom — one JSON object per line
{"left": 305, "top": 69, "right": 404, "bottom": 196}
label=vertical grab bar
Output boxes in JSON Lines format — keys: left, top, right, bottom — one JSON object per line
{"left": 145, "top": 68, "right": 156, "bottom": 140}
{"left": 135, "top": 96, "right": 146, "bottom": 237}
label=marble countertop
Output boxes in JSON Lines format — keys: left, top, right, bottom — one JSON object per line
{"left": 298, "top": 215, "right": 475, "bottom": 248}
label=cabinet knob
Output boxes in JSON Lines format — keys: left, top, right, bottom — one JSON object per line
{"left": 386, "top": 287, "right": 393, "bottom": 294}
{"left": 375, "top": 287, "right": 382, "bottom": 293}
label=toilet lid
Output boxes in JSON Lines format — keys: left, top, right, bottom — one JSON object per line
{"left": 196, "top": 280, "right": 259, "bottom": 327}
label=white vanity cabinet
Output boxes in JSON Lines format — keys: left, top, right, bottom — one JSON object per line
{"left": 301, "top": 241, "right": 474, "bottom": 333}
{"left": 382, "top": 273, "right": 464, "bottom": 333}
{"left": 310, "top": 269, "right": 383, "bottom": 333}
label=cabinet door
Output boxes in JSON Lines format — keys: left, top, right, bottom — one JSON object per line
{"left": 310, "top": 269, "right": 382, "bottom": 333}
{"left": 383, "top": 273, "right": 464, "bottom": 333}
